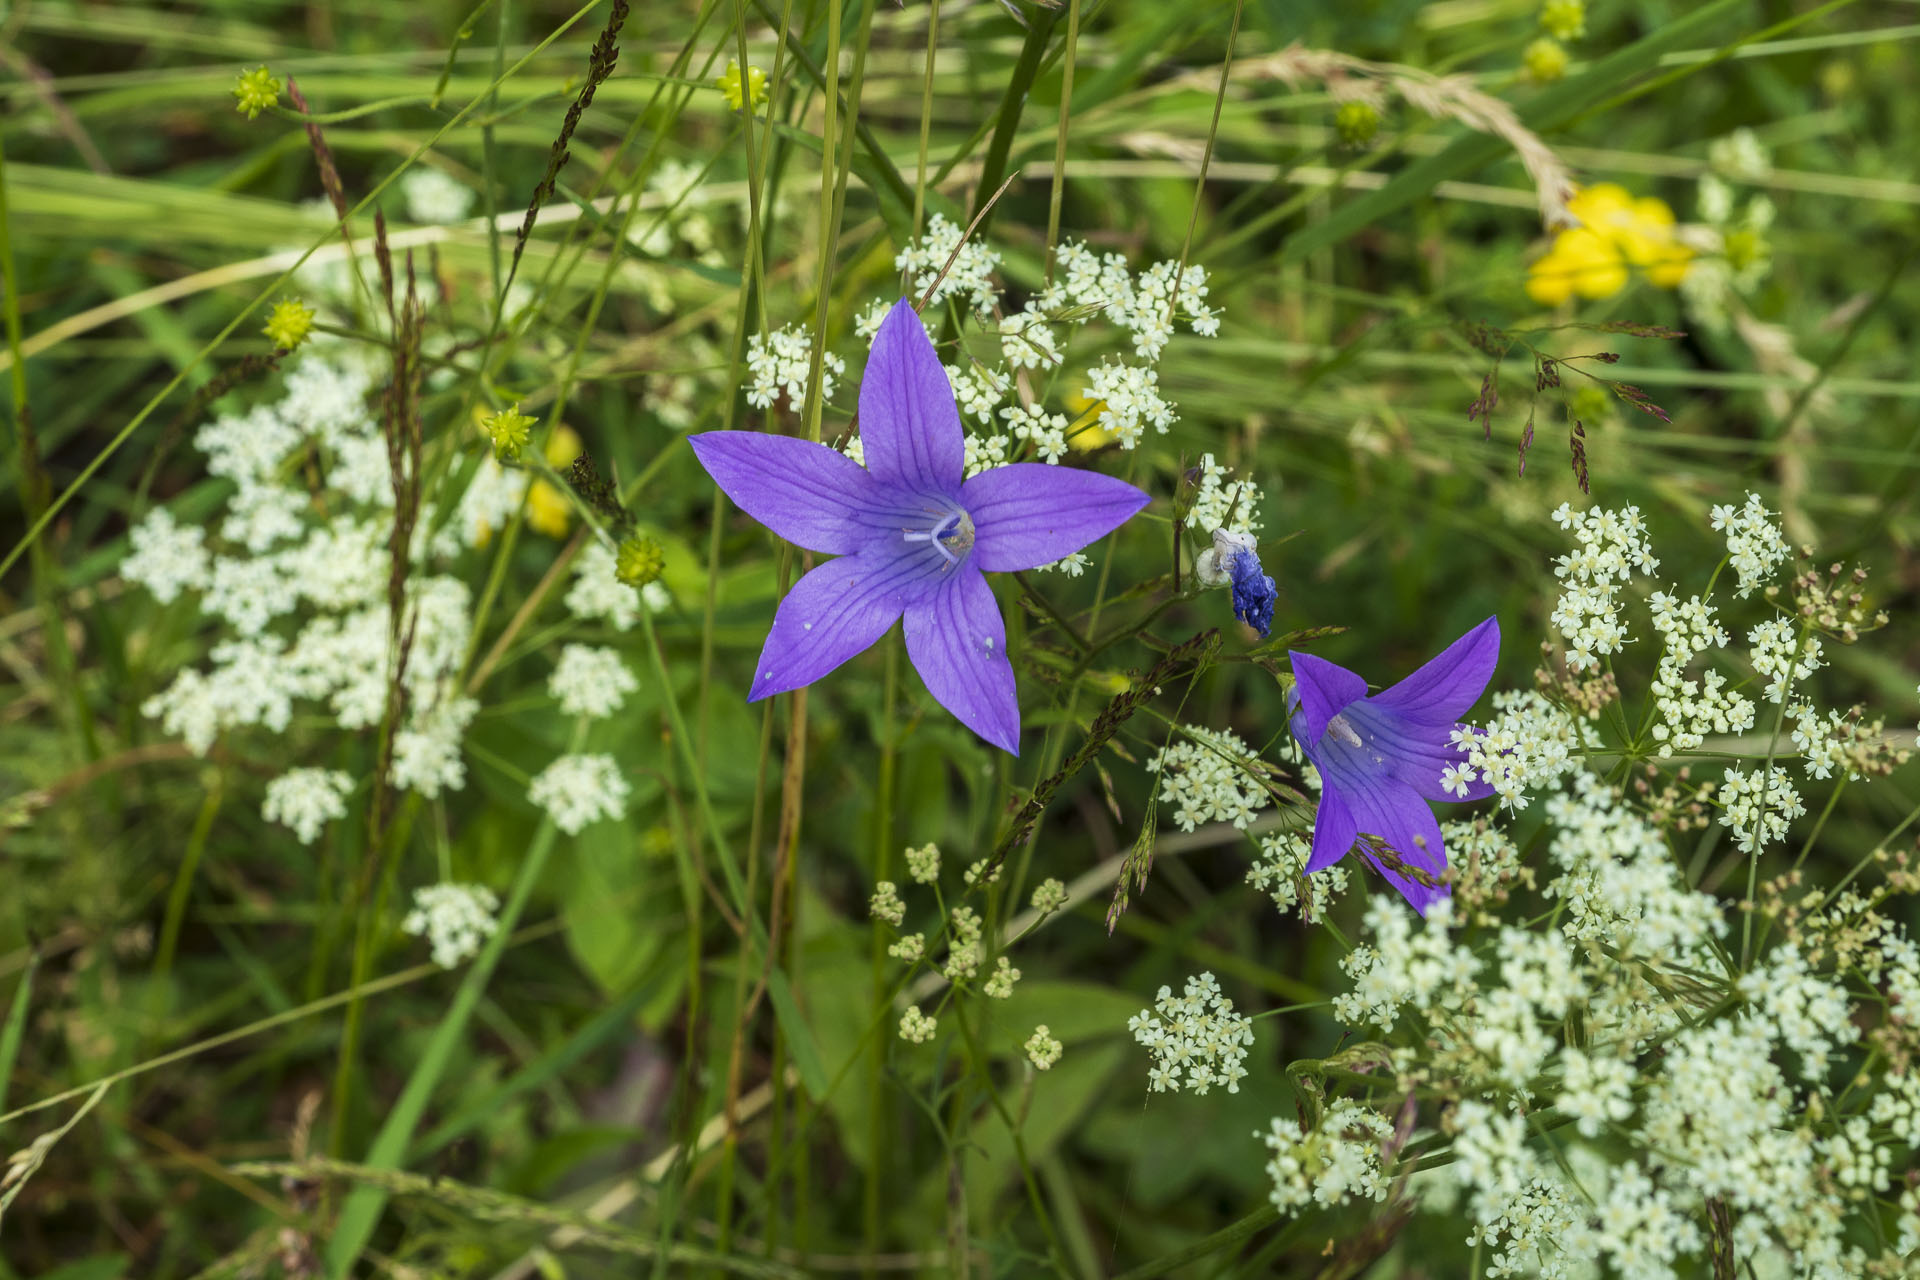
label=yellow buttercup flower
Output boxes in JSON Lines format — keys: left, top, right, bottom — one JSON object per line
{"left": 1526, "top": 183, "right": 1692, "bottom": 305}
{"left": 527, "top": 425, "right": 583, "bottom": 538}
{"left": 1063, "top": 385, "right": 1119, "bottom": 453}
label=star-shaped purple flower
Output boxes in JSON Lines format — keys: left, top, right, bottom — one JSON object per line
{"left": 689, "top": 299, "right": 1150, "bottom": 755}
{"left": 1288, "top": 617, "right": 1499, "bottom": 913}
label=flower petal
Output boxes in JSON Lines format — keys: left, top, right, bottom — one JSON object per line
{"left": 690, "top": 431, "right": 905, "bottom": 555}
{"left": 1367, "top": 616, "right": 1500, "bottom": 726}
{"left": 903, "top": 567, "right": 1020, "bottom": 754}
{"left": 747, "top": 551, "right": 925, "bottom": 699}
{"left": 859, "top": 299, "right": 965, "bottom": 496}
{"left": 1341, "top": 703, "right": 1496, "bottom": 803}
{"left": 959, "top": 463, "right": 1150, "bottom": 571}
{"left": 1339, "top": 768, "right": 1450, "bottom": 915}
{"left": 1288, "top": 650, "right": 1369, "bottom": 744}
{"left": 1305, "top": 781, "right": 1359, "bottom": 873}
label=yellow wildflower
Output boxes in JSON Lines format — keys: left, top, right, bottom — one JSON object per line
{"left": 718, "top": 60, "right": 768, "bottom": 113}
{"left": 1526, "top": 183, "right": 1692, "bottom": 305}
{"left": 262, "top": 298, "right": 315, "bottom": 351}
{"left": 1063, "top": 385, "right": 1119, "bottom": 453}
{"left": 526, "top": 425, "right": 583, "bottom": 538}
{"left": 232, "top": 66, "right": 281, "bottom": 120}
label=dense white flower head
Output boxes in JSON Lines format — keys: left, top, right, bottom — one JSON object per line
{"left": 123, "top": 507, "right": 211, "bottom": 603}
{"left": 893, "top": 212, "right": 1000, "bottom": 318}
{"left": 1084, "top": 361, "right": 1174, "bottom": 448}
{"left": 1260, "top": 1101, "right": 1394, "bottom": 1214}
{"left": 745, "top": 322, "right": 844, "bottom": 410}
{"left": 528, "top": 753, "right": 630, "bottom": 834}
{"left": 1248, "top": 832, "right": 1349, "bottom": 918}
{"left": 1186, "top": 453, "right": 1263, "bottom": 536}
{"left": 262, "top": 768, "right": 353, "bottom": 844}
{"left": 1454, "top": 690, "right": 1595, "bottom": 809}
{"left": 1748, "top": 617, "right": 1822, "bottom": 704}
{"left": 1146, "top": 726, "right": 1269, "bottom": 832}
{"left": 1718, "top": 763, "right": 1805, "bottom": 854}
{"left": 390, "top": 694, "right": 479, "bottom": 799}
{"left": 400, "top": 167, "right": 475, "bottom": 224}
{"left": 548, "top": 644, "right": 639, "bottom": 719}
{"left": 946, "top": 362, "right": 1008, "bottom": 424}
{"left": 1548, "top": 502, "right": 1657, "bottom": 672}
{"left": 1710, "top": 492, "right": 1790, "bottom": 596}
{"left": 1645, "top": 590, "right": 1754, "bottom": 754}
{"left": 402, "top": 883, "right": 500, "bottom": 969}
{"left": 1043, "top": 242, "right": 1219, "bottom": 360}
{"left": 1000, "top": 403, "right": 1068, "bottom": 464}
{"left": 1128, "top": 971, "right": 1253, "bottom": 1095}
{"left": 565, "top": 541, "right": 668, "bottom": 631}
{"left": 999, "top": 306, "right": 1062, "bottom": 370}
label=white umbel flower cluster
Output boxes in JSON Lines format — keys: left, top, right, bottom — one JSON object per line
{"left": 1747, "top": 617, "right": 1822, "bottom": 704}
{"left": 1146, "top": 726, "right": 1269, "bottom": 832}
{"left": 893, "top": 212, "right": 1001, "bottom": 318}
{"left": 1548, "top": 502, "right": 1658, "bottom": 672}
{"left": 400, "top": 167, "right": 475, "bottom": 224}
{"left": 565, "top": 541, "right": 668, "bottom": 631}
{"left": 528, "top": 753, "right": 630, "bottom": 834}
{"left": 1259, "top": 1101, "right": 1394, "bottom": 1214}
{"left": 1717, "top": 763, "right": 1805, "bottom": 854}
{"left": 745, "top": 322, "right": 844, "bottom": 409}
{"left": 1710, "top": 492, "right": 1790, "bottom": 596}
{"left": 548, "top": 644, "right": 639, "bottom": 719}
{"left": 1453, "top": 690, "right": 1594, "bottom": 810}
{"left": 1083, "top": 361, "right": 1175, "bottom": 448}
{"left": 122, "top": 508, "right": 211, "bottom": 603}
{"left": 261, "top": 768, "right": 353, "bottom": 844}
{"left": 1042, "top": 241, "right": 1219, "bottom": 359}
{"left": 402, "top": 882, "right": 500, "bottom": 968}
{"left": 898, "top": 1004, "right": 938, "bottom": 1044}
{"left": 1127, "top": 971, "right": 1253, "bottom": 1095}
{"left": 1186, "top": 453, "right": 1263, "bottom": 536}
{"left": 1247, "top": 832, "right": 1350, "bottom": 919}
{"left": 1647, "top": 590, "right": 1752, "bottom": 754}
{"left": 130, "top": 354, "right": 488, "bottom": 800}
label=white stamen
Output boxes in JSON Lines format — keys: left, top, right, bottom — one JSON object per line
{"left": 1325, "top": 713, "right": 1363, "bottom": 748}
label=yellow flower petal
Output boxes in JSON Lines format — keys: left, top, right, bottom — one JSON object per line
{"left": 527, "top": 482, "right": 572, "bottom": 538}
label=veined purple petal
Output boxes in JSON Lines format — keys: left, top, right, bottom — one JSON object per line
{"left": 690, "top": 431, "right": 903, "bottom": 555}
{"left": 903, "top": 567, "right": 1020, "bottom": 754}
{"left": 1337, "top": 766, "right": 1450, "bottom": 915}
{"left": 859, "top": 300, "right": 965, "bottom": 497}
{"left": 1289, "top": 650, "right": 1369, "bottom": 744}
{"left": 1305, "top": 782, "right": 1359, "bottom": 873}
{"left": 1368, "top": 616, "right": 1499, "bottom": 726}
{"left": 959, "top": 463, "right": 1150, "bottom": 572}
{"left": 747, "top": 550, "right": 924, "bottom": 700}
{"left": 1340, "top": 703, "right": 1496, "bottom": 803}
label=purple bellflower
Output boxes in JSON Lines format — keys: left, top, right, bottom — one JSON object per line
{"left": 1288, "top": 617, "right": 1499, "bottom": 914}
{"left": 688, "top": 299, "right": 1150, "bottom": 755}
